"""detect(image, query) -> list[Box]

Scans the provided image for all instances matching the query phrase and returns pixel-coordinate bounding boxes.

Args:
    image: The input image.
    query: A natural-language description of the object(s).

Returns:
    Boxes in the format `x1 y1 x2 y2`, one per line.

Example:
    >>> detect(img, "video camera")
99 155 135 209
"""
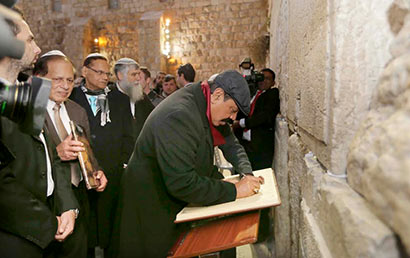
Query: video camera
239 57 264 96
0 77 51 135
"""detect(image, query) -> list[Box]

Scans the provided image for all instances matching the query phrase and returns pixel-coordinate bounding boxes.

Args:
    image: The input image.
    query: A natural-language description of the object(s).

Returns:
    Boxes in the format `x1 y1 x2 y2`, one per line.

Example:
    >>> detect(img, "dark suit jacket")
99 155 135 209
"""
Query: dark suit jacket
0 117 78 249
43 99 92 257
112 82 252 257
132 93 154 141
43 99 93 215
237 87 280 170
44 99 93 185
69 85 134 248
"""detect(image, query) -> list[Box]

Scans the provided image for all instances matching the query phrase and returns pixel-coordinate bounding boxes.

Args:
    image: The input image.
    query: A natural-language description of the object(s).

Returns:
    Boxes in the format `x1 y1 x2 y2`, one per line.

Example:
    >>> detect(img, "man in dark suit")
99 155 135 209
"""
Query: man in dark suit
234 68 280 170
69 53 134 256
111 70 264 257
33 50 108 258
113 58 154 141
0 10 78 258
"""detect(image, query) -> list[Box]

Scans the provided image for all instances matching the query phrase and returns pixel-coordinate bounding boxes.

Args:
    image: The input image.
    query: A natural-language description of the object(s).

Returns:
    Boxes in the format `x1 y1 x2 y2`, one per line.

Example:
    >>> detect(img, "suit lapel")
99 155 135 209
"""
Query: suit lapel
65 100 79 124
44 112 62 146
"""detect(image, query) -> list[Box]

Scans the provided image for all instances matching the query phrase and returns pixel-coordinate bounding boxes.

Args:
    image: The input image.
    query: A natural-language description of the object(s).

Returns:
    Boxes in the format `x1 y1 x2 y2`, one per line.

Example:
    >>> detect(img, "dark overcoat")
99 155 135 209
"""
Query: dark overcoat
112 82 252 257
44 99 92 257
0 117 78 250
69 85 134 248
132 93 154 141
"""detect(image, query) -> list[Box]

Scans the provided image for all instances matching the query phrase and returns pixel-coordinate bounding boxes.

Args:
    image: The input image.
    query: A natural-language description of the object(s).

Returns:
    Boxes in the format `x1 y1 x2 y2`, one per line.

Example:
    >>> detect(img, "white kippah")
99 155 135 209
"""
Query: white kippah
115 58 139 66
85 53 107 60
40 50 66 58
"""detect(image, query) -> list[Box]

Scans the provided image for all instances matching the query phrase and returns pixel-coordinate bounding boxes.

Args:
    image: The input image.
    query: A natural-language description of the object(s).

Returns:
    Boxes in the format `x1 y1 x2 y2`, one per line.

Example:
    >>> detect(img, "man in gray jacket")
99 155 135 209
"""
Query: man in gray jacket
112 70 263 257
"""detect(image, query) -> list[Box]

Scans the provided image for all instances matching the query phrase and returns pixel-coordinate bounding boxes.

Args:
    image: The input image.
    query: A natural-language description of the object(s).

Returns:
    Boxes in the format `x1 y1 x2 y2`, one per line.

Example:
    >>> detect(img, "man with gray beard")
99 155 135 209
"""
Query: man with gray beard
114 58 154 141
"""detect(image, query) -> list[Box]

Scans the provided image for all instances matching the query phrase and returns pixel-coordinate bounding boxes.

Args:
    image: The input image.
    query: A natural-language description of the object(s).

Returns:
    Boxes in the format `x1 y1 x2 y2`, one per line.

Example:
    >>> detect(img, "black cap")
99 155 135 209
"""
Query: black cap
0 0 18 8
214 70 250 115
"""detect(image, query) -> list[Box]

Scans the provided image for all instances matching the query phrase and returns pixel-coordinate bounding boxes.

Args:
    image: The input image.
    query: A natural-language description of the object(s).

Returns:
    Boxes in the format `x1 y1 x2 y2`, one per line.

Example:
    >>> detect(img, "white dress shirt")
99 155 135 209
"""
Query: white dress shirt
38 132 54 196
46 100 72 135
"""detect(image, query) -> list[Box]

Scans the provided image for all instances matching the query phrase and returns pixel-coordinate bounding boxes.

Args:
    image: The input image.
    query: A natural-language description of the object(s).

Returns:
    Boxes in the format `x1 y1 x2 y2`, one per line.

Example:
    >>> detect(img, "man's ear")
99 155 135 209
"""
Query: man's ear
211 88 224 101
117 71 124 81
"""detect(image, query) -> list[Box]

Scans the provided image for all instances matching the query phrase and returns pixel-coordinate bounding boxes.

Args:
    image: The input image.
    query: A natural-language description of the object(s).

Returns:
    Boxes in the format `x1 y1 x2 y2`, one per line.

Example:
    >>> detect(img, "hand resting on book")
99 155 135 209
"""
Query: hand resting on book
56 134 85 161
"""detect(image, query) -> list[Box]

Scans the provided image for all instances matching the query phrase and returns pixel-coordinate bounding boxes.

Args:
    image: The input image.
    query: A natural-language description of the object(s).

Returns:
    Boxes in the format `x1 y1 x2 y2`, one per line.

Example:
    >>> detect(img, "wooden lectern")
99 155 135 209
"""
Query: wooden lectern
168 211 260 258
169 168 281 257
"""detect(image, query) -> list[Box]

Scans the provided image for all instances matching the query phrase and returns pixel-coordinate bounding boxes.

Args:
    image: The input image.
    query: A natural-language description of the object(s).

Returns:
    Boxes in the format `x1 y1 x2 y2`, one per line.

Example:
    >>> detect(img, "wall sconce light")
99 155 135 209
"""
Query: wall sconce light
162 18 171 58
93 38 100 52
94 36 108 49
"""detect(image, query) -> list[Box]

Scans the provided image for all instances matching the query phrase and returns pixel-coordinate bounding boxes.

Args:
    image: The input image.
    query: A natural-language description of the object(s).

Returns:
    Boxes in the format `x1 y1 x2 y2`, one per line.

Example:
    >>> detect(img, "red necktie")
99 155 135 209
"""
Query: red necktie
249 90 262 117
243 90 262 132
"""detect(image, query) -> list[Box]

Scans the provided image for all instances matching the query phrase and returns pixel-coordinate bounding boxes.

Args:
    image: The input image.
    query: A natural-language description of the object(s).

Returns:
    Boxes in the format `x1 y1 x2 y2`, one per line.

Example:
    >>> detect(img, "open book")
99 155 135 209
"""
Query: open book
174 168 281 223
69 121 100 190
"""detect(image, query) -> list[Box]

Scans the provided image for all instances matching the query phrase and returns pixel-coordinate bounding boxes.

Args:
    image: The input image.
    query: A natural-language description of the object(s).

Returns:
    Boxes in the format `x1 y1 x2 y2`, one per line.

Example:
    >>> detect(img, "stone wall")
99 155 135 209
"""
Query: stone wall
17 0 269 81
269 0 409 257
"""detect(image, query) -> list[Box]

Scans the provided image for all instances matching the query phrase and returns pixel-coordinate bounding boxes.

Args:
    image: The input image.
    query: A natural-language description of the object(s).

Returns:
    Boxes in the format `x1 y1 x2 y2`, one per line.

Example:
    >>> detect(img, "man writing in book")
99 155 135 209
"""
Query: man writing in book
33 50 107 258
111 70 264 257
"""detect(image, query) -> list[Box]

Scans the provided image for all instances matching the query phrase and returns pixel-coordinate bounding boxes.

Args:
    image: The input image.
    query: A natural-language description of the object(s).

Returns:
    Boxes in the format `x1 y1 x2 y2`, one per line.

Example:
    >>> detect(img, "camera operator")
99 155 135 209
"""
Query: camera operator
0 7 79 258
233 68 280 170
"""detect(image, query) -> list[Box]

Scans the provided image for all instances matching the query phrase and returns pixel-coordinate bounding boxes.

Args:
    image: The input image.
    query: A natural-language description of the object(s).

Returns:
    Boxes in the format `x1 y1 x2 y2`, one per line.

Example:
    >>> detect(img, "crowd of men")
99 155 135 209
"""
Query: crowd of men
0 4 280 258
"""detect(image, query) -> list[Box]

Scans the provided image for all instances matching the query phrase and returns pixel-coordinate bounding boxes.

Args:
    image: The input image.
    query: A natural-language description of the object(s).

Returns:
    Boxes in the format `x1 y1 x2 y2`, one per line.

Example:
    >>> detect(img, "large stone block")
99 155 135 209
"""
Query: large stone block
328 0 395 174
273 117 290 258
302 151 400 257
300 199 333 258
275 0 396 176
287 0 329 145
288 133 308 258
318 175 399 257
347 12 410 254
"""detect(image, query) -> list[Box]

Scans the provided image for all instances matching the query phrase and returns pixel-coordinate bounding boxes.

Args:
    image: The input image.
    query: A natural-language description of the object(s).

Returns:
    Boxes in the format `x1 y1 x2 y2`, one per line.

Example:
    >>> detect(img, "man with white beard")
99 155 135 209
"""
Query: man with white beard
113 58 154 141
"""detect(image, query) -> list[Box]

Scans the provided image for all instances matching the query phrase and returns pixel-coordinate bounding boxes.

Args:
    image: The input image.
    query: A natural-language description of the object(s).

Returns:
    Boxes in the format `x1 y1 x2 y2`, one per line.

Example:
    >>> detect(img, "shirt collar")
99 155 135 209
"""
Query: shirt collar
47 99 66 113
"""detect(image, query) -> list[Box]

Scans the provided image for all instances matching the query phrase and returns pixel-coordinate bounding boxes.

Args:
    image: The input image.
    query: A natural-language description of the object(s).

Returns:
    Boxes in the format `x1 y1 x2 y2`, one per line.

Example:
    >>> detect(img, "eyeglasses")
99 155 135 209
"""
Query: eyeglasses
86 66 112 77
51 77 74 85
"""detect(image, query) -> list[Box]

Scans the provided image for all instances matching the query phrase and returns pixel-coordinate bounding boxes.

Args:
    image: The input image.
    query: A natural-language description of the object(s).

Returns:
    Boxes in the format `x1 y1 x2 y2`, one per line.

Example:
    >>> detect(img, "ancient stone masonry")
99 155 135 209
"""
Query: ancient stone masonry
347 1 410 254
269 0 409 257
17 0 269 80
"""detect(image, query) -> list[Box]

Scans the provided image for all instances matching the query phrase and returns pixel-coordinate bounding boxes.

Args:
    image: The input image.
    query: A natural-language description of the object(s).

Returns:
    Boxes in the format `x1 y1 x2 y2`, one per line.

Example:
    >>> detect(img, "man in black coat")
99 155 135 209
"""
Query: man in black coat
113 58 154 141
69 53 134 256
33 50 108 258
0 11 78 258
234 68 280 170
112 70 264 257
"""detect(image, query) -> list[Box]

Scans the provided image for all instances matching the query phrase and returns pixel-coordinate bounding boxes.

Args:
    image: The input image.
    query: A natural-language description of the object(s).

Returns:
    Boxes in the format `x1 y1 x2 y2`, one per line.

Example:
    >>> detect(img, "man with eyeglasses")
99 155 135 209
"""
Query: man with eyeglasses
69 53 134 257
33 50 108 258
